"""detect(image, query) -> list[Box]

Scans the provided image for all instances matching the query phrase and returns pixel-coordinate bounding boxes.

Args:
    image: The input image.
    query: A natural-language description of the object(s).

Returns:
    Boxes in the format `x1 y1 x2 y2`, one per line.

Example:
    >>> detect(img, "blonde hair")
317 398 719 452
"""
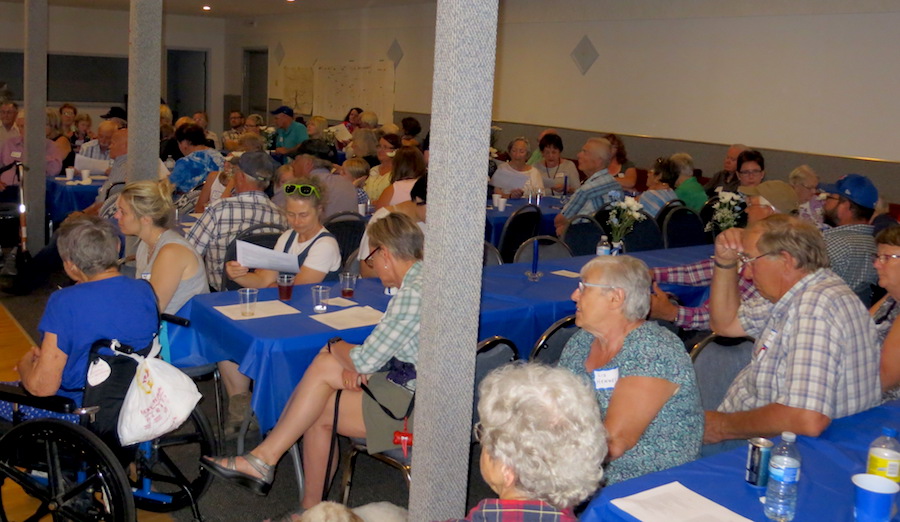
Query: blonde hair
45 107 62 139
118 180 176 229
74 113 92 127
342 158 370 180
307 115 328 138
351 128 379 158
160 104 173 126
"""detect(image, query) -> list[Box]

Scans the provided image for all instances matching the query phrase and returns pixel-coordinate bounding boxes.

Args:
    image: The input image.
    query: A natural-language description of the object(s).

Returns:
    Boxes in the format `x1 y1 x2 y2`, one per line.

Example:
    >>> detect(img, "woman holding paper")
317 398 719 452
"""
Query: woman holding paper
116 180 208 314
224 175 342 288
558 255 703 484
202 213 425 519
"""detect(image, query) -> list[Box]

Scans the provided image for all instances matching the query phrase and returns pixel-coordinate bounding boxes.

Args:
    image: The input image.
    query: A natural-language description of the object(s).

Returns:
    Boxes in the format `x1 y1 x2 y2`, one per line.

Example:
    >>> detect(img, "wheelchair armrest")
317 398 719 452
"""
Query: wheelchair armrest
0 383 78 414
161 313 190 327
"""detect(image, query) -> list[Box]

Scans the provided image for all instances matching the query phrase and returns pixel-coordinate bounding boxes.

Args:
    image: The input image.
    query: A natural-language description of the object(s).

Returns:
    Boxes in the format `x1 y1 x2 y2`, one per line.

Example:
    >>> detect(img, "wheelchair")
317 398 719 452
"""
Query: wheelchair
0 327 218 521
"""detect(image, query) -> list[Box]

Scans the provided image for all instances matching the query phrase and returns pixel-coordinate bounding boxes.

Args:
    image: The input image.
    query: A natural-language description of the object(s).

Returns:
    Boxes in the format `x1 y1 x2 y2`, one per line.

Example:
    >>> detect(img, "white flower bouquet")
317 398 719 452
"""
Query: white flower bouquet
704 191 744 233
607 196 646 244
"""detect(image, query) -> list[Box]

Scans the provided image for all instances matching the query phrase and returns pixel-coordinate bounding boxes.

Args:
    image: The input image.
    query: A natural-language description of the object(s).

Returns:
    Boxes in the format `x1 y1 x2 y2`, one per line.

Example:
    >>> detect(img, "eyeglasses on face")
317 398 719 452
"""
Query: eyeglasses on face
364 246 382 269
283 184 320 198
737 251 775 265
873 253 900 264
577 280 619 293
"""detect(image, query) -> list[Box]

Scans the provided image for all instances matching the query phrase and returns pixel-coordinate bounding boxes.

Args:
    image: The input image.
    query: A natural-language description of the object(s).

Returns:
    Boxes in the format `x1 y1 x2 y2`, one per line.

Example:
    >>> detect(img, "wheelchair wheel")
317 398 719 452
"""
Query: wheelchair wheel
133 406 217 513
0 418 135 521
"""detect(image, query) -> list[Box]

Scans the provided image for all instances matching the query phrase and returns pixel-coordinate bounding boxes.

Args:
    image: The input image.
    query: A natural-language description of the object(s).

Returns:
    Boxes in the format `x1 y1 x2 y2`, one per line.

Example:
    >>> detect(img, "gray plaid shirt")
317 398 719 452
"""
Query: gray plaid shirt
720 269 880 419
823 223 877 297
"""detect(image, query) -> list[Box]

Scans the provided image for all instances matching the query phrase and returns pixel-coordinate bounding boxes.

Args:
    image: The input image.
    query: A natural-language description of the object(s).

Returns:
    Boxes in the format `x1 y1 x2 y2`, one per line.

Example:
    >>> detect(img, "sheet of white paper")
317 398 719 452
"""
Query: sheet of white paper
327 123 352 142
610 482 752 522
325 297 357 307
236 240 299 273
213 300 302 321
309 306 383 330
551 269 580 278
74 154 111 175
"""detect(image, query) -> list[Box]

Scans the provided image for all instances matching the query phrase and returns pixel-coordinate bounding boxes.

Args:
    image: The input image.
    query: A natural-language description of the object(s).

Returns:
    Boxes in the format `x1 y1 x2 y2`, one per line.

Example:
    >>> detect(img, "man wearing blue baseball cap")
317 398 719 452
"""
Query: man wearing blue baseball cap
821 173 879 305
270 105 308 156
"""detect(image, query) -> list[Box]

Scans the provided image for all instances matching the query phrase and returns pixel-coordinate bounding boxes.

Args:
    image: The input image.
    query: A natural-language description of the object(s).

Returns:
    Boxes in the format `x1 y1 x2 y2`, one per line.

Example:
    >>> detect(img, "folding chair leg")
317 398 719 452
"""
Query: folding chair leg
288 443 305 508
213 369 224 444
340 445 361 505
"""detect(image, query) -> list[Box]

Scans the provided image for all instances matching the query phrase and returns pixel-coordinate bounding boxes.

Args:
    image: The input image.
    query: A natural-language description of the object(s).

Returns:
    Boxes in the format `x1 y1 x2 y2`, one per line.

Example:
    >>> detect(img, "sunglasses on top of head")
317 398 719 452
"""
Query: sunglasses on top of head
283 184 320 198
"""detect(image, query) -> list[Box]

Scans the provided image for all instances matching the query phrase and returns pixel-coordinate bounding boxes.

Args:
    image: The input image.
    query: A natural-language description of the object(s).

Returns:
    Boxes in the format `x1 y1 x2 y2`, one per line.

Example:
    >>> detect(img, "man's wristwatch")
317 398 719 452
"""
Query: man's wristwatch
327 336 343 353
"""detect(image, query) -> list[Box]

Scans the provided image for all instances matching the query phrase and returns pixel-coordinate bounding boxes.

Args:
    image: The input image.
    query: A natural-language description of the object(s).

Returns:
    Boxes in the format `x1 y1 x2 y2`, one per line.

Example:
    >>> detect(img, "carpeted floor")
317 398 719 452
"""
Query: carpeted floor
1 269 495 521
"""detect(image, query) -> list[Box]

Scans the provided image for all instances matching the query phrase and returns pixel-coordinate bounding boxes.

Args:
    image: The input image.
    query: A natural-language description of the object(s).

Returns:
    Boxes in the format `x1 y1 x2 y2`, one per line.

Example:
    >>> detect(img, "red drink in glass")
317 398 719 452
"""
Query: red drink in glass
278 283 293 301
341 288 354 298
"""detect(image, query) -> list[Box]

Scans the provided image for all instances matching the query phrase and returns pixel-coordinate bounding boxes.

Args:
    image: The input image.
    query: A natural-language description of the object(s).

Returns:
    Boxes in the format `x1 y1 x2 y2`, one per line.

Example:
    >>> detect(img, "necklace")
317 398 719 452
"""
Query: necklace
145 229 166 262
543 160 561 179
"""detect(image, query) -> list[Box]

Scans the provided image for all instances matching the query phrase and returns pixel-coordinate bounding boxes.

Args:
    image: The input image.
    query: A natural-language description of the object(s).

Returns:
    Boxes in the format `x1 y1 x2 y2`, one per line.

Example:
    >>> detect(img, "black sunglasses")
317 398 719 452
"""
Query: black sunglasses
283 184 320 197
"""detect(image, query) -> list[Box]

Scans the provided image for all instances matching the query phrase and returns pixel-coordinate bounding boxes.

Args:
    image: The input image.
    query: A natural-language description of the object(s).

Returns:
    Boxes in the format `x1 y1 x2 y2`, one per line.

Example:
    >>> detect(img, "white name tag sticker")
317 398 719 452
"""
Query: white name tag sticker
10 151 21 158
593 367 619 390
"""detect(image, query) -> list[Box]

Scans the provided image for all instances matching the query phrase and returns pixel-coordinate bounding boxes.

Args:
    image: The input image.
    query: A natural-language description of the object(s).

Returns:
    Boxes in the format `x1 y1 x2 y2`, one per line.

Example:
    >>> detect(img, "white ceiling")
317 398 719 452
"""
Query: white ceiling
7 0 435 18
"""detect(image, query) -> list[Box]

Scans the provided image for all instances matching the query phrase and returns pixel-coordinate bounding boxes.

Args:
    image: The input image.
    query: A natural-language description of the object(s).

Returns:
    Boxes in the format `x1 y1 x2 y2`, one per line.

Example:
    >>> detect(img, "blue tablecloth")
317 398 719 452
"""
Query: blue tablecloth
582 400 900 522
485 196 561 246
45 177 104 223
168 245 714 432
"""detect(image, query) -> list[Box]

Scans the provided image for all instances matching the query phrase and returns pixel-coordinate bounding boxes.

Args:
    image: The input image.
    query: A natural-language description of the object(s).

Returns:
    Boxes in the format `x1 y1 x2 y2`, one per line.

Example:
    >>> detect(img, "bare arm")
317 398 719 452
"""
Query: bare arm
194 171 218 213
709 227 748 336
615 167 638 191
149 243 198 312
704 404 831 443
604 376 679 460
17 333 68 397
879 304 900 392
373 184 395 210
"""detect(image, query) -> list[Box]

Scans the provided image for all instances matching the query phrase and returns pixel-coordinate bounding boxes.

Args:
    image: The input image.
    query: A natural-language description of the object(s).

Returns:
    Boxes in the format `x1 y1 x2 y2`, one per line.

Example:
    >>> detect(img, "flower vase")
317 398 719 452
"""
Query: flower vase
611 241 624 256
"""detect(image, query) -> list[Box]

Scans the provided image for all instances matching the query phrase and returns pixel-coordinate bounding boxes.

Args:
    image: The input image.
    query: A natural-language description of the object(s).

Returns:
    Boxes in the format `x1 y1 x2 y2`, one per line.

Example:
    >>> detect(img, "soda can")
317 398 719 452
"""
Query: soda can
746 437 774 487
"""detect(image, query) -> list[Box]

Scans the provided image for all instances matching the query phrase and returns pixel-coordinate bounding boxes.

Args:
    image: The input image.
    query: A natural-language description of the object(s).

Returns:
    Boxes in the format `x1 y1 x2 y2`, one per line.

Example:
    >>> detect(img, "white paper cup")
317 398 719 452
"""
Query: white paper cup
81 169 91 181
497 198 508 212
65 167 75 180
358 203 367 215
492 194 501 208
312 285 330 313
239 288 259 316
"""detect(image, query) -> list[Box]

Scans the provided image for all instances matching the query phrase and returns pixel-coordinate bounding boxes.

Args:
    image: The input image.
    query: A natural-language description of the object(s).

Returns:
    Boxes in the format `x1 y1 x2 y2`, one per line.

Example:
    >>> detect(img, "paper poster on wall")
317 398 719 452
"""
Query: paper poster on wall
312 61 394 122
282 66 314 115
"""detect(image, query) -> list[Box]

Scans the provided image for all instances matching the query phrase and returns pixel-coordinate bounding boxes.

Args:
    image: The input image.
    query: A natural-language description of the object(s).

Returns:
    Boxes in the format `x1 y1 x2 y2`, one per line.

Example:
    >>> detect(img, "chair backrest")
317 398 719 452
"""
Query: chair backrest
222 223 287 291
529 314 577 365
562 215 606 256
343 247 360 275
655 199 685 228
513 235 573 264
698 196 718 226
323 211 367 266
593 202 616 232
690 334 754 411
173 185 204 216
483 241 503 267
473 336 519 426
497 204 542 263
621 211 664 252
662 206 711 249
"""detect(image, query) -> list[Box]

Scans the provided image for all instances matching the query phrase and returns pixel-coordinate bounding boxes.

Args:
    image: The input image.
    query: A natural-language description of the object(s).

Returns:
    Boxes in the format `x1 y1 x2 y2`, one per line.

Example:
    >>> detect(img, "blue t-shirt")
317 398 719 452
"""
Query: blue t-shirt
275 121 309 150
169 148 225 192
38 276 159 405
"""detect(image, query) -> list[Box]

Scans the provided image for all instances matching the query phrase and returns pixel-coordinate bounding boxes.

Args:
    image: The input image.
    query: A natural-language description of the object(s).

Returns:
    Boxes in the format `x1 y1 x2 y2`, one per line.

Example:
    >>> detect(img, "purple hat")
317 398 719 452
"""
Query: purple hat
270 105 294 117
820 173 878 209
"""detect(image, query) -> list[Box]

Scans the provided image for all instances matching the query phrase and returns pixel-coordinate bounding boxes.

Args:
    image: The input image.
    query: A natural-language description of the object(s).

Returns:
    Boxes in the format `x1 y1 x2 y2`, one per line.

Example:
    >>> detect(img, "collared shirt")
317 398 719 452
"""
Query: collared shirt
78 139 111 161
350 261 423 388
0 123 20 145
364 166 392 202
653 258 760 331
560 168 621 219
0 136 62 183
186 191 286 290
720 269 880 419
823 223 877 298
275 121 308 151
442 498 576 522
169 148 225 192
640 188 678 218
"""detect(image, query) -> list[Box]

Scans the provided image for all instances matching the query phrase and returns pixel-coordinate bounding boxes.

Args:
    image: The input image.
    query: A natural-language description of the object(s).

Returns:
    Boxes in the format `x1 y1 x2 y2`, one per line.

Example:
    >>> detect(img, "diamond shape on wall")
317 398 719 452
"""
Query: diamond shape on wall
387 39 404 68
273 42 285 66
571 36 598 75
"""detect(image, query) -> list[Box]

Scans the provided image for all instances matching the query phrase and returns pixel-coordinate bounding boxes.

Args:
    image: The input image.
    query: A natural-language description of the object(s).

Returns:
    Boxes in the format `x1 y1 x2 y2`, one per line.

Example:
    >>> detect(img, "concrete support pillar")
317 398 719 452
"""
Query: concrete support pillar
127 0 163 181
23 0 48 251
408 0 499 520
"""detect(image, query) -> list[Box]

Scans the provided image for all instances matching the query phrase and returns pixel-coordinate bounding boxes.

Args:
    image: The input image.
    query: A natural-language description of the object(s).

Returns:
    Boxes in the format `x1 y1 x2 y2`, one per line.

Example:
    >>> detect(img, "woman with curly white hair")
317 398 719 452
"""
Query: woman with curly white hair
443 363 608 521
559 255 703 484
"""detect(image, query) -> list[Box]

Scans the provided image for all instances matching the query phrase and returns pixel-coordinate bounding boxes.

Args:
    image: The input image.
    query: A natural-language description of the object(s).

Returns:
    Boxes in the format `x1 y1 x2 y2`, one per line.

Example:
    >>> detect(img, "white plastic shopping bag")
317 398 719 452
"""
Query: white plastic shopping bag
117 337 202 446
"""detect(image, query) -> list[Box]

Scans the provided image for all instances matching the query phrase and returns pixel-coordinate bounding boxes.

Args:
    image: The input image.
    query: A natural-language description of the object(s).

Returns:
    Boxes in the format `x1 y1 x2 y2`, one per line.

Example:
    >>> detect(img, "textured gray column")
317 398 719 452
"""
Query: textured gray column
127 0 162 181
23 0 48 251
409 0 499 520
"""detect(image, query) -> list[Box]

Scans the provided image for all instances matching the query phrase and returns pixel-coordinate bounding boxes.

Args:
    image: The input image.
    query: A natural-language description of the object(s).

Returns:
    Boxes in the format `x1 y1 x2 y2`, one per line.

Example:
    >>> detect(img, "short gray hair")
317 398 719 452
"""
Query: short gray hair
57 215 120 276
752 214 829 272
478 363 607 510
670 152 694 178
366 213 424 262
585 137 613 166
788 164 817 186
580 255 651 320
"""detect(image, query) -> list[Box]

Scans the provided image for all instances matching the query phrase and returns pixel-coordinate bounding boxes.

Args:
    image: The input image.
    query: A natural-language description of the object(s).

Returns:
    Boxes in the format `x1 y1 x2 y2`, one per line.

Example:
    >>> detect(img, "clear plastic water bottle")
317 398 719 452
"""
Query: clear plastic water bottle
596 235 611 256
764 431 801 521
868 426 900 482
165 155 176 171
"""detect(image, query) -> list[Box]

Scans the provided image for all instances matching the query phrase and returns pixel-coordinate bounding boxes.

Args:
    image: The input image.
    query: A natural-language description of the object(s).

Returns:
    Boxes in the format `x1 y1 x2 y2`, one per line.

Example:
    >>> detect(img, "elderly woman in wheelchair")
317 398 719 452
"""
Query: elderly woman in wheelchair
0 215 215 520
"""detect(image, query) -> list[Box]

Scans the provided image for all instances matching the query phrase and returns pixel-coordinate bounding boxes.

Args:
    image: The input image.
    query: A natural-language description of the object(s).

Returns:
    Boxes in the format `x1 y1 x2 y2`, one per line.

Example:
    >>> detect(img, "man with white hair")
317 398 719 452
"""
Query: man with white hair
704 143 748 196
554 137 620 236
78 120 120 161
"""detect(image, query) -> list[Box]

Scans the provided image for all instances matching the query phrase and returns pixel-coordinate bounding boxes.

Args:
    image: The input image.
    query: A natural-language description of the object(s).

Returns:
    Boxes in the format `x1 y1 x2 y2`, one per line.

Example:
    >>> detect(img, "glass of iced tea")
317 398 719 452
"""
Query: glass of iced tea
339 272 357 298
277 273 295 301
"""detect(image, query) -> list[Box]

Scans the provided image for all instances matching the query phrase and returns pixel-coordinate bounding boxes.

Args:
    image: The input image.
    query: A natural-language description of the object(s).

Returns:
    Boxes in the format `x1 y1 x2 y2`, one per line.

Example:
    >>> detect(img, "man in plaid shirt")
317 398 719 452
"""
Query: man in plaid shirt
553 138 621 236
703 215 880 448
187 152 286 291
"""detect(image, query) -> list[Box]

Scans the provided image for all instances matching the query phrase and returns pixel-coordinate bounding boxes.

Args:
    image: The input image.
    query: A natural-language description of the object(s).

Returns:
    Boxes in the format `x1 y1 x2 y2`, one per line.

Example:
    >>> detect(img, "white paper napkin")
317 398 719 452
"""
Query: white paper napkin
551 269 580 278
214 300 302 320
610 482 752 521
325 297 357 307
309 306 383 329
